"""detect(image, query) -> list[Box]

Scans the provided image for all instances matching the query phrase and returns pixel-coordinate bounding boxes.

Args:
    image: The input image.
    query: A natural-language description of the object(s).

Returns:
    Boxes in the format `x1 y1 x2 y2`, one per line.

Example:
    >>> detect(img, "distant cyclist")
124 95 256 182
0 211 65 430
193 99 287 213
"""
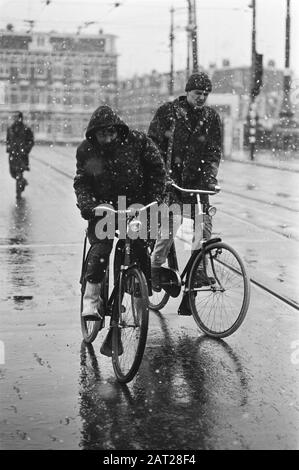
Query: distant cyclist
148 72 222 293
6 111 34 197
74 105 166 320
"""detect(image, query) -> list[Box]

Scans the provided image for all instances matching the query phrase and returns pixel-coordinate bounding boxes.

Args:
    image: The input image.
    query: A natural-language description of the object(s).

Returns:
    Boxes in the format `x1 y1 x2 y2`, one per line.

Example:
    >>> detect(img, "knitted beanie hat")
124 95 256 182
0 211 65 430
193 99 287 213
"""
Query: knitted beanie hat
185 72 212 93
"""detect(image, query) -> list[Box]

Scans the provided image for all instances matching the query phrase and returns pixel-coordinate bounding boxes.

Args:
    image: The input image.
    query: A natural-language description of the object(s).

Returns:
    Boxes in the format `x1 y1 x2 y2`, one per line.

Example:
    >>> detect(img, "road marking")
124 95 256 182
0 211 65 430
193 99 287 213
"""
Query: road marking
0 341 5 365
0 243 82 249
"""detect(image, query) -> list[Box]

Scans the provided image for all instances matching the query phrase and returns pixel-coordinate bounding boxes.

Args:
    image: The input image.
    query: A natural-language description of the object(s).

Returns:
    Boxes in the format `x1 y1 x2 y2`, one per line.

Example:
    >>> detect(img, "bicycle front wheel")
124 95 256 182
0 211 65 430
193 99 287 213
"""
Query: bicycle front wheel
189 242 250 338
112 267 149 383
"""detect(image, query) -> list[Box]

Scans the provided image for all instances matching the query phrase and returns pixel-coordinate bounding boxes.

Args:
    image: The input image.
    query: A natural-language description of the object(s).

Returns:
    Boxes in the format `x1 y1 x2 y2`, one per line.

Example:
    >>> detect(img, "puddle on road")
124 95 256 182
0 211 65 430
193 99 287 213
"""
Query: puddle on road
246 183 256 190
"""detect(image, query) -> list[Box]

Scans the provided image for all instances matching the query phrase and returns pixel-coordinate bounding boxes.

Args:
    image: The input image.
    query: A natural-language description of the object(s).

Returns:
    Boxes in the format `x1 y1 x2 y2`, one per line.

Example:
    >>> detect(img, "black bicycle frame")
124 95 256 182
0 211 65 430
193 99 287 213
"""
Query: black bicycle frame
168 239 202 285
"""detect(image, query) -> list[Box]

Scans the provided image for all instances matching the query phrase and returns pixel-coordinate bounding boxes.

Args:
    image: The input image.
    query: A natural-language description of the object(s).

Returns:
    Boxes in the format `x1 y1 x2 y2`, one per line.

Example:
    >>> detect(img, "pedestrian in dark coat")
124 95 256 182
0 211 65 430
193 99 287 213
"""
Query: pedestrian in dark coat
6 111 34 196
148 72 222 299
74 105 166 320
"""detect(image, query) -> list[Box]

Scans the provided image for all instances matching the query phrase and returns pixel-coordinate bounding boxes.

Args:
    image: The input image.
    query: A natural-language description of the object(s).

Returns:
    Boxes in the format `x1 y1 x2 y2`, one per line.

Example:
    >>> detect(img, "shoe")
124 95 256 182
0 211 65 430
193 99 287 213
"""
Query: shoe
82 281 103 321
193 270 216 287
151 266 161 292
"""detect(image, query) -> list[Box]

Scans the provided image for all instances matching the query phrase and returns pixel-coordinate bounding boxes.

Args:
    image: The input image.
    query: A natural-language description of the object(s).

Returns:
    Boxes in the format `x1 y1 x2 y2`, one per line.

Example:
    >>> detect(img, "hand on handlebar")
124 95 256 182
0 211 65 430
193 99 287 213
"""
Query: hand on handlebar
165 177 175 189
204 183 221 193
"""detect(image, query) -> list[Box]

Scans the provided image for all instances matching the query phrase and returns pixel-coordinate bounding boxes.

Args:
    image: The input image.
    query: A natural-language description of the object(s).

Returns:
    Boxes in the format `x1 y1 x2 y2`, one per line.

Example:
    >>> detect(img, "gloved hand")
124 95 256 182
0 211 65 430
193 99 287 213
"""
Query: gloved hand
165 177 175 189
204 182 220 193
81 207 96 220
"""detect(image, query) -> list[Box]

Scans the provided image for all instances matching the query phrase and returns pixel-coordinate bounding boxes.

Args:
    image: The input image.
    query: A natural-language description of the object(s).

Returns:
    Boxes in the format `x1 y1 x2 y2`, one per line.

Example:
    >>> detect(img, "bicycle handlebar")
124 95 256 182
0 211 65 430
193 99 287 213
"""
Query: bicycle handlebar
94 201 157 217
170 181 221 195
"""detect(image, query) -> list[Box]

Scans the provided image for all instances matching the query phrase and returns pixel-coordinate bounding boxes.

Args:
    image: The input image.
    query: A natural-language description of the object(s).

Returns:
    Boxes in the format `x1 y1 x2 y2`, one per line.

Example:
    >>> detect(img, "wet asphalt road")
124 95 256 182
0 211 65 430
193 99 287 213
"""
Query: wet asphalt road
0 144 299 450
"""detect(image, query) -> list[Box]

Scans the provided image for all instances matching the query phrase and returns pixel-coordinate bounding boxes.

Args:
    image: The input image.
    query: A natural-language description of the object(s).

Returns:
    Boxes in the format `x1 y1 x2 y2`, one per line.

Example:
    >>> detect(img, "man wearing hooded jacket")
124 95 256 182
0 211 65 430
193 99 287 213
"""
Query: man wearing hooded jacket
148 72 222 299
74 105 166 320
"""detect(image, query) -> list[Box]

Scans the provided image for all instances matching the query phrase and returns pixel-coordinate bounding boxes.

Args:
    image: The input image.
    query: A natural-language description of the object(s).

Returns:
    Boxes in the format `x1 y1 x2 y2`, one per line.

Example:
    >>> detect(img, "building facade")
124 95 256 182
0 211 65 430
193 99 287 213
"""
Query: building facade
0 29 118 143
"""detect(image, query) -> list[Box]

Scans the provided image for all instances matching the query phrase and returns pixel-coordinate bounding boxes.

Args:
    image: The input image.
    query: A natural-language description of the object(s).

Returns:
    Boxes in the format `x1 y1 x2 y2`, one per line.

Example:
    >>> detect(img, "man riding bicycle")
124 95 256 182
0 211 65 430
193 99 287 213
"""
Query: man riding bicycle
148 72 222 295
6 111 34 197
74 105 166 320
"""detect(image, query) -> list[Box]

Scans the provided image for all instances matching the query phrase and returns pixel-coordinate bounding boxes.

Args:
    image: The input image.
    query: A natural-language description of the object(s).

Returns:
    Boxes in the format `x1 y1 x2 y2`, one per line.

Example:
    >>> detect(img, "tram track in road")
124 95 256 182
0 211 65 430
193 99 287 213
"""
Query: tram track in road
220 187 298 214
32 154 299 312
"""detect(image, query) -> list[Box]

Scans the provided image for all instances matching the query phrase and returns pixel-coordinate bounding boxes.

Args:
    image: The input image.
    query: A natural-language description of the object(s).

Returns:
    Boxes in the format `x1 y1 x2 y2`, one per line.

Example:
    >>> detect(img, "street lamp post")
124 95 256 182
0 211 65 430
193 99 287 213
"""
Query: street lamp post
273 0 299 151
186 0 192 78
279 0 293 120
249 0 257 161
190 0 198 73
169 6 175 100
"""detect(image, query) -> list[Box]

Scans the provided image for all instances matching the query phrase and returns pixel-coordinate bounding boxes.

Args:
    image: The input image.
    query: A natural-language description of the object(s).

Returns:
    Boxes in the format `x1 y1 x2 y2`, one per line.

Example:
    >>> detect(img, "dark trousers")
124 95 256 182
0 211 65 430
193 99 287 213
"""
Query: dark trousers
84 217 150 284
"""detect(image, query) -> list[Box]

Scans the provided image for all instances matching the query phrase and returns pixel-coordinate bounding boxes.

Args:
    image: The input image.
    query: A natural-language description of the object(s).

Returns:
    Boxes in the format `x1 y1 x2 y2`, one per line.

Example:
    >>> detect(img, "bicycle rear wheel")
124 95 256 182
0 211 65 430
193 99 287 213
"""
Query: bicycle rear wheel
112 267 149 383
189 242 250 338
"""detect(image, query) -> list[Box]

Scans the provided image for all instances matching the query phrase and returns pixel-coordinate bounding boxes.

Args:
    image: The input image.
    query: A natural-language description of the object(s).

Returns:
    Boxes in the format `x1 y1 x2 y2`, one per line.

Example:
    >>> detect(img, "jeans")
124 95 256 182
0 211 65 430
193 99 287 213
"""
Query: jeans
151 213 212 268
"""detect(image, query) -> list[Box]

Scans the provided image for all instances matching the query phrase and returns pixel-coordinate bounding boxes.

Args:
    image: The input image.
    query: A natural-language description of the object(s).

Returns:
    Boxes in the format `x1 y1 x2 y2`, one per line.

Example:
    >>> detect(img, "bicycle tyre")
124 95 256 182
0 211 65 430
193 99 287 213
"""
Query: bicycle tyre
112 267 149 383
80 269 108 344
16 178 22 199
189 241 250 338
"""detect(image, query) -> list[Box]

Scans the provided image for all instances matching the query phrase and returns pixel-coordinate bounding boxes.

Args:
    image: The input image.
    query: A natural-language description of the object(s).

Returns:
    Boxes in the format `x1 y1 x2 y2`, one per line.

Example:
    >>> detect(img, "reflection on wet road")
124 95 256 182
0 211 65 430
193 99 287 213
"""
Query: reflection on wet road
79 326 249 450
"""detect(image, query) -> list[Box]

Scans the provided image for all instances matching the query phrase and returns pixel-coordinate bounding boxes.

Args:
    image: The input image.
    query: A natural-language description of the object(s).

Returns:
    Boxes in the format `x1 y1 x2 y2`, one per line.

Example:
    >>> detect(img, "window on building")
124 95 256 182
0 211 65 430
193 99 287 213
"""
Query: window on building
72 91 81 105
63 119 72 135
63 94 72 106
37 36 45 47
83 93 93 107
64 66 72 81
30 92 40 104
36 60 46 77
20 64 29 77
11 93 18 104
52 65 63 78
21 93 29 104
83 67 91 80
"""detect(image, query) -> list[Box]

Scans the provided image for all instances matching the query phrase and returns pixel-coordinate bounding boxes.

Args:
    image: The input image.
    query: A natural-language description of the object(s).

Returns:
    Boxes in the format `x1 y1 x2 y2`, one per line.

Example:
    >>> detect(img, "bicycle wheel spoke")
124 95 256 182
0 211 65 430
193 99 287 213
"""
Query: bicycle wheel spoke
112 267 149 383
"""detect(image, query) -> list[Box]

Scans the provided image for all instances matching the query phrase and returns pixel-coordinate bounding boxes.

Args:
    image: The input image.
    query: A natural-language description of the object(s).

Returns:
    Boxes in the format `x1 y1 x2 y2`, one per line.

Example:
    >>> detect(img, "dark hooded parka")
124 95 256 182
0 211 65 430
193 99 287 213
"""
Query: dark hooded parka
73 105 166 284
74 105 166 220
6 117 34 177
148 95 222 205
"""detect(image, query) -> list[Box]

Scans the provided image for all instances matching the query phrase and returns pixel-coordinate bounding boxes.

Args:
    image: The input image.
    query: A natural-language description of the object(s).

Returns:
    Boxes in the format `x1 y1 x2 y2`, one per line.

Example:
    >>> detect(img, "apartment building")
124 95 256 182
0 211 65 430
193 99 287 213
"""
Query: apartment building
0 29 118 142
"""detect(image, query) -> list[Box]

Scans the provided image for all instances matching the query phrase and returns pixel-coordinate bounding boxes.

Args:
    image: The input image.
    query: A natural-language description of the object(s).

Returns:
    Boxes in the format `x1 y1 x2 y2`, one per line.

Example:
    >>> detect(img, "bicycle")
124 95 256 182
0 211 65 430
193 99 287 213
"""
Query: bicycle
80 201 156 383
149 183 250 338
